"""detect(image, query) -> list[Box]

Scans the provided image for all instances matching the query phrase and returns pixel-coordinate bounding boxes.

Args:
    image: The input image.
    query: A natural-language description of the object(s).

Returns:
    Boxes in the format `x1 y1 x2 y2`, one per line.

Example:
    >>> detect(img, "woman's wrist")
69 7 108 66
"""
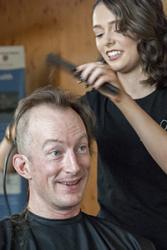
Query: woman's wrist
4 132 11 142
4 121 15 143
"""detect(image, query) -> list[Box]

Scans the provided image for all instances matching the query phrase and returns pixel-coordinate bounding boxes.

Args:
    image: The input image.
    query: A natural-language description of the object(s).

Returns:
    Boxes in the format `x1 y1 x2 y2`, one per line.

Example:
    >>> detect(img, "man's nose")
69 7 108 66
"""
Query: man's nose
64 151 80 174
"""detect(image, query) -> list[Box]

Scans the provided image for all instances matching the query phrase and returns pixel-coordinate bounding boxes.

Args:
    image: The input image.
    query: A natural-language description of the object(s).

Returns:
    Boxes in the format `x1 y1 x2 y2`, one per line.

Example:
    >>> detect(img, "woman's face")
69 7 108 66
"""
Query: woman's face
92 3 140 73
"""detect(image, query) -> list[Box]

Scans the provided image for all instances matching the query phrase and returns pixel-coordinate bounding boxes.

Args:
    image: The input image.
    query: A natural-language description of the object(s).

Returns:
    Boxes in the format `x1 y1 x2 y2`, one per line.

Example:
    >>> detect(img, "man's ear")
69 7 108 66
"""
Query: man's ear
13 154 32 180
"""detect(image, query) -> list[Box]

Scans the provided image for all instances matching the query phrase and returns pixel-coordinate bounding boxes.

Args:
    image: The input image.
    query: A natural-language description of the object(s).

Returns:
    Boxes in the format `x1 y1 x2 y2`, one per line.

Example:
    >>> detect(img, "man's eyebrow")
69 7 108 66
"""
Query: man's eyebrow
93 20 118 30
79 134 89 141
42 134 88 149
42 139 63 149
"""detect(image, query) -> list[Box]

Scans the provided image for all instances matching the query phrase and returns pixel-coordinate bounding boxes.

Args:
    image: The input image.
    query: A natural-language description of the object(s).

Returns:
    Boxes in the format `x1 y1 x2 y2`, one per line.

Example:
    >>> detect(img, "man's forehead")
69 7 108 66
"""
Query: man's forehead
28 104 65 121
28 105 85 130
27 105 87 147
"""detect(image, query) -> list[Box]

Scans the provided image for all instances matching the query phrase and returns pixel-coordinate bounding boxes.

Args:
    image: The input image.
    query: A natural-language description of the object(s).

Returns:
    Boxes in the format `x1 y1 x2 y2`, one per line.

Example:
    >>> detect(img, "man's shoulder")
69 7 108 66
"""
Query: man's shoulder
0 213 29 250
0 213 25 238
0 216 12 229
0 217 13 250
81 212 156 250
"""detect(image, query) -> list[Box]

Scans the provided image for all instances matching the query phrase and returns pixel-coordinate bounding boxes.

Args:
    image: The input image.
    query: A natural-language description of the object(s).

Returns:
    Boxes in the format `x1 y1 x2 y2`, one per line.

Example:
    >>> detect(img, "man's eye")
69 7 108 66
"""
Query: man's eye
77 144 89 154
52 150 61 156
49 150 62 159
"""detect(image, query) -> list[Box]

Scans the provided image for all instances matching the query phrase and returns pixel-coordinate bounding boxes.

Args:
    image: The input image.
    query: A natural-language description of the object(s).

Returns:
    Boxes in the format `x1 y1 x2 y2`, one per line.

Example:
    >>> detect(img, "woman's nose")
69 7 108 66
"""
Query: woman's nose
104 31 115 48
104 38 115 48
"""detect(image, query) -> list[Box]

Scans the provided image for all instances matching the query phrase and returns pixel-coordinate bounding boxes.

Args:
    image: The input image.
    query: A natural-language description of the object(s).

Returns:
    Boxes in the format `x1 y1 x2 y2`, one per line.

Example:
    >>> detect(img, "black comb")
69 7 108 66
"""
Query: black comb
46 53 119 95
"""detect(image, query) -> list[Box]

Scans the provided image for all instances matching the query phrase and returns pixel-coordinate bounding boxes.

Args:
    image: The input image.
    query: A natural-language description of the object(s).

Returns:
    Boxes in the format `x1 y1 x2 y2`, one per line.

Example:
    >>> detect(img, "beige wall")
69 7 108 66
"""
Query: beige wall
0 0 99 94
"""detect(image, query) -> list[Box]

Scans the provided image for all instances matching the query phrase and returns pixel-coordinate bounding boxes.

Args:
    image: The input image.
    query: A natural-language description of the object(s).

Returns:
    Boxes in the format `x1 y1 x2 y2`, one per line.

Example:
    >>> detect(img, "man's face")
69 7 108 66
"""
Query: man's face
24 105 90 215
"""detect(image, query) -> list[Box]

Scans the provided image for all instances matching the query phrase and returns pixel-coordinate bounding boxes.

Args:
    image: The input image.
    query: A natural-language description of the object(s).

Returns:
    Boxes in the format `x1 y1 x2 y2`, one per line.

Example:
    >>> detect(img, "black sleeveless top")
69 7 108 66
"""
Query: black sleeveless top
83 87 167 250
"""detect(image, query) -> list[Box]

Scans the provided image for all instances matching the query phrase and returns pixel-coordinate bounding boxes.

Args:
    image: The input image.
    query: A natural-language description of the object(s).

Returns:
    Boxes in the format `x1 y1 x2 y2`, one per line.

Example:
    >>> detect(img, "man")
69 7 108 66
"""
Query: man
0 86 155 249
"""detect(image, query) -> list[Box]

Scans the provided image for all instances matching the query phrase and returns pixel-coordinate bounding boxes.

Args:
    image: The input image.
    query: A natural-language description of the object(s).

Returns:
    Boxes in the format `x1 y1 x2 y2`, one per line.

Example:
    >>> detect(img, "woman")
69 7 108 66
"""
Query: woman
77 0 167 249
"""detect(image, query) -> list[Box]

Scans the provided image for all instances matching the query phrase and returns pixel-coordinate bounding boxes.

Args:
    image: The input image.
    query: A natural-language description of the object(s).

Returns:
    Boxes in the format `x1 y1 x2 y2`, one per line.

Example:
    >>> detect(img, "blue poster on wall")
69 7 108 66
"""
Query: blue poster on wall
0 46 27 219
0 45 25 139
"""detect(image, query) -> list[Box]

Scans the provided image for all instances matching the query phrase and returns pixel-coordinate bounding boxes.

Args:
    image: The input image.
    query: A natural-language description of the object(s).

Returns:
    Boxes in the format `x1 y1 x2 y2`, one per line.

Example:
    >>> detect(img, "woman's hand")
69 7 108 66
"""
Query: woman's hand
76 61 126 102
0 122 16 172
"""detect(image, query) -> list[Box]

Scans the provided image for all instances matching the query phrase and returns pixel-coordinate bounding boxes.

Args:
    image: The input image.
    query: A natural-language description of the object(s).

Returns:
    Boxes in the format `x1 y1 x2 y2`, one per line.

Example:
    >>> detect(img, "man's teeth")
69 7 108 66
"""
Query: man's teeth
61 180 79 185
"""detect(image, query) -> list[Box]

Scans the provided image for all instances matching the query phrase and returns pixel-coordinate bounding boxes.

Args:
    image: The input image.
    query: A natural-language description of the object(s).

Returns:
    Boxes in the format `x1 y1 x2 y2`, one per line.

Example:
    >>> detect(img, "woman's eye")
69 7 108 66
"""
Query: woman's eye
95 33 103 38
114 22 121 33
114 28 121 33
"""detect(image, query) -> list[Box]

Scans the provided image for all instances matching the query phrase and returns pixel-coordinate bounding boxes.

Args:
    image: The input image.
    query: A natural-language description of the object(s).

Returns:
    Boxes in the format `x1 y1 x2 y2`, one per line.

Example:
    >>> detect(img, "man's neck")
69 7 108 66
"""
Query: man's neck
27 202 81 220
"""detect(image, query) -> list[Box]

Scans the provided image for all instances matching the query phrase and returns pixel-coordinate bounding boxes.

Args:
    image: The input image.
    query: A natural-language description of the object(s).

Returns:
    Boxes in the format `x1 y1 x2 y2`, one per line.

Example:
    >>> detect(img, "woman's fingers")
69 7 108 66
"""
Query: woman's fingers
76 62 126 99
77 62 118 88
